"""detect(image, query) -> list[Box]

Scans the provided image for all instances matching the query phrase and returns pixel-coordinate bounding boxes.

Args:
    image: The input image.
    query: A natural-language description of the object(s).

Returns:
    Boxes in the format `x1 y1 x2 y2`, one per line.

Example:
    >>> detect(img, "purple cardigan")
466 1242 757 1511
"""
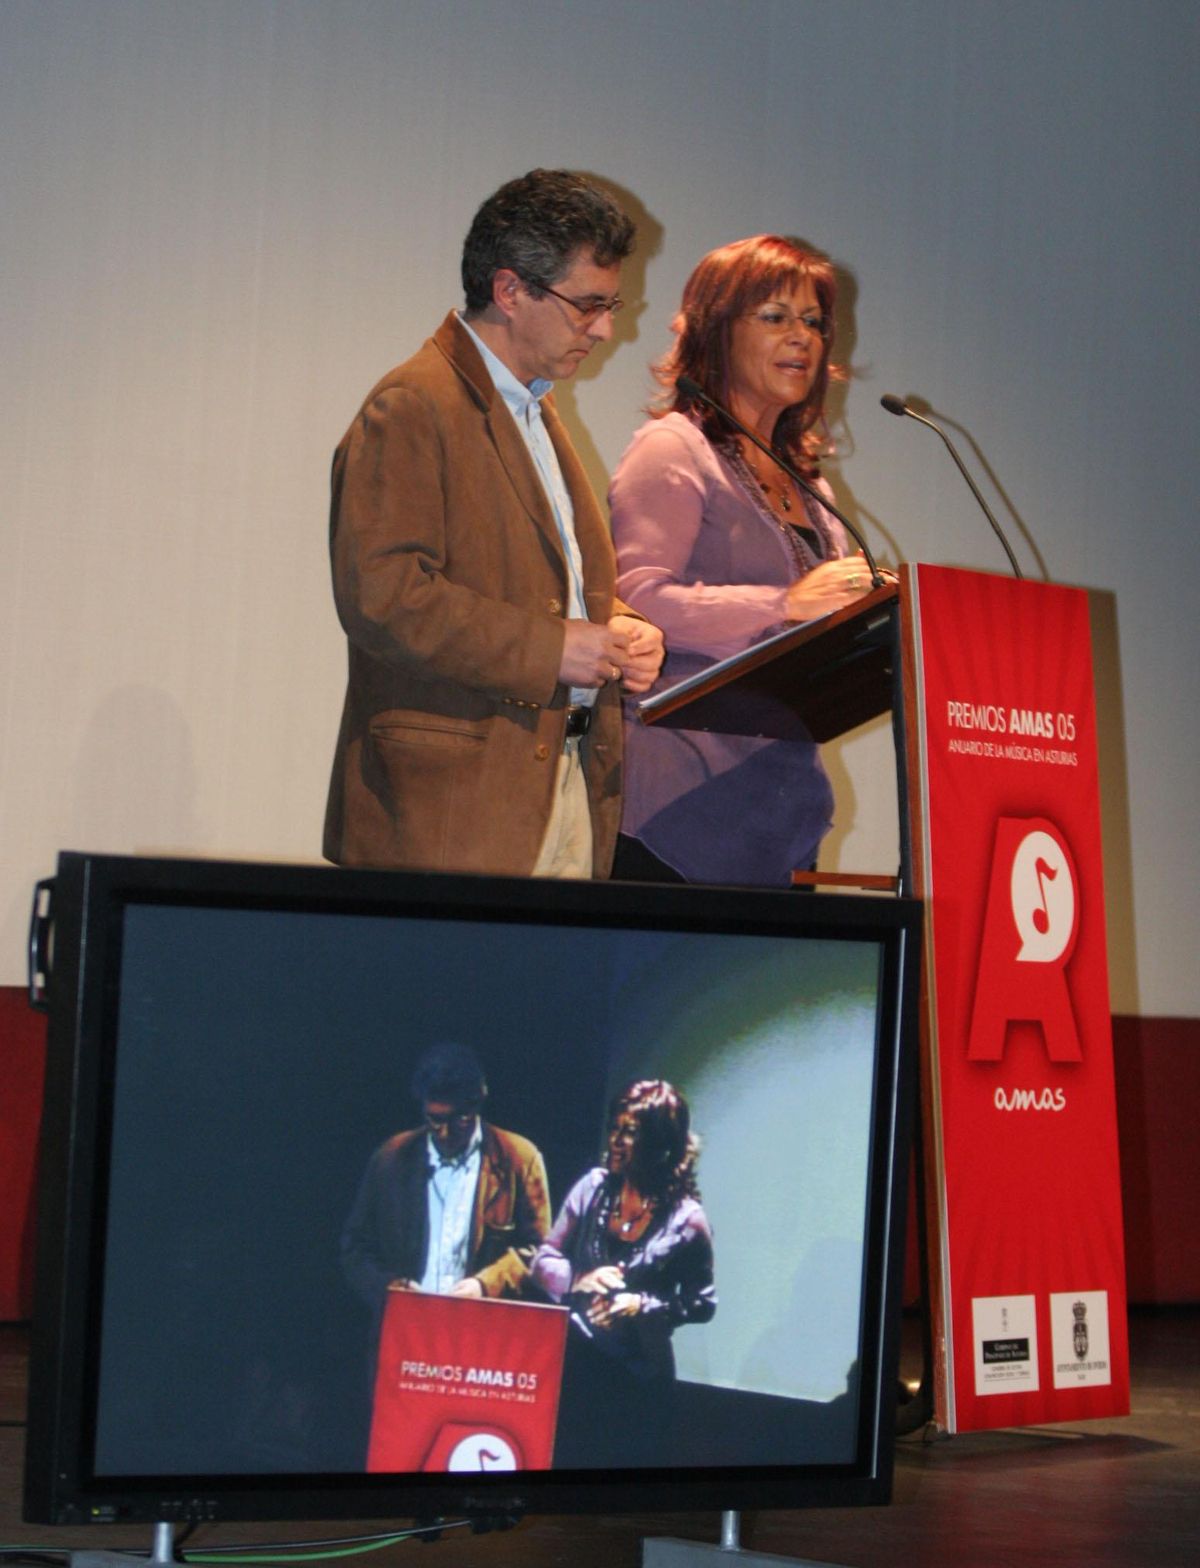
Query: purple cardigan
530 1167 716 1381
609 413 848 885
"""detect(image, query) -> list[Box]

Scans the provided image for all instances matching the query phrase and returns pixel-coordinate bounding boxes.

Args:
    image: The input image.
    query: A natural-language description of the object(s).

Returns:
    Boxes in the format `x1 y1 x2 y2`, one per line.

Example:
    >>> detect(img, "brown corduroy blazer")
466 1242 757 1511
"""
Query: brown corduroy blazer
324 312 624 875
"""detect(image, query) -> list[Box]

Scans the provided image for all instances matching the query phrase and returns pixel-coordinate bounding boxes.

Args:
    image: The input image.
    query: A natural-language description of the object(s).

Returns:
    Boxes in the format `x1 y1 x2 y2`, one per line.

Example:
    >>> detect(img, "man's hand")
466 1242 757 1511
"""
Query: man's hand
608 614 664 695
557 616 665 691
558 619 631 688
386 1278 420 1292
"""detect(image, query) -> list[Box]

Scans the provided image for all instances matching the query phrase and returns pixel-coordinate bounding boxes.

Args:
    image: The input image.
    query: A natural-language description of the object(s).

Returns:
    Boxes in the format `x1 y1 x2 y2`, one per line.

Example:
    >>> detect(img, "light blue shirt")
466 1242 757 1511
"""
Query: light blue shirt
459 315 595 708
419 1121 483 1294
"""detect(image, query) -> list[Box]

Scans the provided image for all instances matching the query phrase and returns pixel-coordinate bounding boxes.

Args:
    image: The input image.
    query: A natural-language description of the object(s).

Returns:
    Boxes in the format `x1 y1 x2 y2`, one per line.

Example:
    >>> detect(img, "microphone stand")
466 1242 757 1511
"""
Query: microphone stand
880 394 1022 578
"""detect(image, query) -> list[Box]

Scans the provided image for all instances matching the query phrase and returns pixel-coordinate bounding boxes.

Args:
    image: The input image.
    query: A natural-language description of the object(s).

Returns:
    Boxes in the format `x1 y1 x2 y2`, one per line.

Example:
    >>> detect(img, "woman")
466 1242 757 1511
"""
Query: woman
609 234 881 885
531 1080 715 1466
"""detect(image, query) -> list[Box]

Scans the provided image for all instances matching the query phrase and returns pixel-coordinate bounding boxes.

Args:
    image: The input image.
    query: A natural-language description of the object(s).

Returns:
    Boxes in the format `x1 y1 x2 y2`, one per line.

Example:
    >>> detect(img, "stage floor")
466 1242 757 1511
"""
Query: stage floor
2 1308 1197 1568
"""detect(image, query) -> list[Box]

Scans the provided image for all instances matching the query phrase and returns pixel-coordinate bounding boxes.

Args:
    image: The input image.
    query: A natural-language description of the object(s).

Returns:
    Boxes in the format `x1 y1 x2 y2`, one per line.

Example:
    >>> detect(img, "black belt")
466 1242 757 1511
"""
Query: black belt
564 705 593 738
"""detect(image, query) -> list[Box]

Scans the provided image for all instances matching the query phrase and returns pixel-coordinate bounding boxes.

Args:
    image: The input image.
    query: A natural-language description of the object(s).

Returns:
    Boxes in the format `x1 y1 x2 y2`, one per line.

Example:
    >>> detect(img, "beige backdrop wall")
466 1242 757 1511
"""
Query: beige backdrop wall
3 0 1197 1016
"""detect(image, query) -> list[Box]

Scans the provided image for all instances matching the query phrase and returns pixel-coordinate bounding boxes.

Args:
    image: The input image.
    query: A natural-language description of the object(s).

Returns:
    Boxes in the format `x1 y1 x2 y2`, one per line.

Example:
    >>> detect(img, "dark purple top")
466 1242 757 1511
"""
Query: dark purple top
609 413 849 884
531 1167 716 1381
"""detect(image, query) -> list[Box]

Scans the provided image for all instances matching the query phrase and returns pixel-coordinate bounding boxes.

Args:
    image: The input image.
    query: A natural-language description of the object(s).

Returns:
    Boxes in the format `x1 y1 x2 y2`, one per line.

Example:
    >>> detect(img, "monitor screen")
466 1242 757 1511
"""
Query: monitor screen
25 853 920 1525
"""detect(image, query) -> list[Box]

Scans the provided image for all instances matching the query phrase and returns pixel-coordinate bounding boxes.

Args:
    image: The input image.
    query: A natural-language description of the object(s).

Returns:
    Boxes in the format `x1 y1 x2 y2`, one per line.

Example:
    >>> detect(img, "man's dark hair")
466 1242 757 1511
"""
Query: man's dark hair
461 168 635 315
411 1042 488 1108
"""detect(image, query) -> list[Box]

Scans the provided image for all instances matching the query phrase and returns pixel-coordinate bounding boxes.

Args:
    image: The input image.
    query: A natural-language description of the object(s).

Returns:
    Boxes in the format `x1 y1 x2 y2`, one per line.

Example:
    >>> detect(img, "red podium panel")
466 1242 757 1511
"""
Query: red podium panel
903 564 1129 1432
367 1292 568 1473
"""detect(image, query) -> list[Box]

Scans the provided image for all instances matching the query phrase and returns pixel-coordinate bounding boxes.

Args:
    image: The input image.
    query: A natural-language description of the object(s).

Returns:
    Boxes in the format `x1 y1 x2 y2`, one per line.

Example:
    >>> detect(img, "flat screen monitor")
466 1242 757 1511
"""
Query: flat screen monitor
24 852 920 1526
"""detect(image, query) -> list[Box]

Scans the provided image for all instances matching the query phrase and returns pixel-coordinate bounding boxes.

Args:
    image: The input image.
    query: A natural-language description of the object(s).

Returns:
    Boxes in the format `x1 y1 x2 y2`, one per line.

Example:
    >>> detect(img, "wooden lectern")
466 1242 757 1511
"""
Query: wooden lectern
635 578 908 892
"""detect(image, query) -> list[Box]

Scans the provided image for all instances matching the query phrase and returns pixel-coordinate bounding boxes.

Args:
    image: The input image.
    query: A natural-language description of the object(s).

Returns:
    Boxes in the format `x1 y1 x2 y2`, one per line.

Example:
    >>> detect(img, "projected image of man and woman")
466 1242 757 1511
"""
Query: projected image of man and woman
96 906 877 1479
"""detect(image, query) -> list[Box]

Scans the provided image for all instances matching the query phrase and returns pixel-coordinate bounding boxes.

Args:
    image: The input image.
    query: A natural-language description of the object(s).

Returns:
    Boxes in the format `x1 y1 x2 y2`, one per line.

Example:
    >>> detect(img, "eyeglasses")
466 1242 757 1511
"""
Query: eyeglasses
425 1109 478 1133
745 305 830 340
534 281 625 325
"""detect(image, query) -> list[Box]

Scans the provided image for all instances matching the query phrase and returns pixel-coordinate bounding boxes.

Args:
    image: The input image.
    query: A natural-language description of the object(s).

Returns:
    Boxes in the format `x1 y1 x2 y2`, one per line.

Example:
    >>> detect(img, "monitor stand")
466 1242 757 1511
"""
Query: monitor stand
71 1521 177 1568
72 1515 850 1568
644 1511 849 1568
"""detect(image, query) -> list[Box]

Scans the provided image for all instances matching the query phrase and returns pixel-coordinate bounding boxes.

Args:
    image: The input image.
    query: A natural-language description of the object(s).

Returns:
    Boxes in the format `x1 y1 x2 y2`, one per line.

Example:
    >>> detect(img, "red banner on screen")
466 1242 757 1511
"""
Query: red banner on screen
907 564 1129 1432
367 1292 568 1472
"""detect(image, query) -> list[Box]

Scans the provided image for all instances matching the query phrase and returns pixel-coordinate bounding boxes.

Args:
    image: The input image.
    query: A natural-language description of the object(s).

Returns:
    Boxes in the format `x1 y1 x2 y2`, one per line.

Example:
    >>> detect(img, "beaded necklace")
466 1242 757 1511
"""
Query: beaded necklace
725 441 834 574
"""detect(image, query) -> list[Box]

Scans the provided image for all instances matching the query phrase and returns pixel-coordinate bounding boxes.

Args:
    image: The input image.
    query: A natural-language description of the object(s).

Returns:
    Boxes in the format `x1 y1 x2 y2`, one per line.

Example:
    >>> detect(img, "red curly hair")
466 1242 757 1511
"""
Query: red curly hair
654 234 843 476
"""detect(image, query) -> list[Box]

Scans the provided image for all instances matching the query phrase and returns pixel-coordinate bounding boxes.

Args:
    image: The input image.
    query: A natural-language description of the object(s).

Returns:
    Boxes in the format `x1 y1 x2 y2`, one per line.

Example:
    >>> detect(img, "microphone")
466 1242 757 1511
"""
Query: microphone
677 375 886 588
880 394 1022 578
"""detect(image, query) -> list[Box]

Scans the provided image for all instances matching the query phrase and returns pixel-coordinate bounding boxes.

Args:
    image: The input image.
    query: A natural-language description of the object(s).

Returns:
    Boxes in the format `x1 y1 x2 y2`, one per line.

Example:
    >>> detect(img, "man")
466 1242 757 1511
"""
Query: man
324 169 665 877
340 1042 550 1313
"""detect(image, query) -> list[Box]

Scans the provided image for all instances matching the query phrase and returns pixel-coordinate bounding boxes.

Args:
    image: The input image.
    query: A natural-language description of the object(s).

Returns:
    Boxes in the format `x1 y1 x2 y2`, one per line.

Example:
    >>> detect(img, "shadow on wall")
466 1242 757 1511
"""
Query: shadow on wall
70 685 202 857
821 255 905 571
1088 588 1137 1015
551 177 664 515
817 714 892 880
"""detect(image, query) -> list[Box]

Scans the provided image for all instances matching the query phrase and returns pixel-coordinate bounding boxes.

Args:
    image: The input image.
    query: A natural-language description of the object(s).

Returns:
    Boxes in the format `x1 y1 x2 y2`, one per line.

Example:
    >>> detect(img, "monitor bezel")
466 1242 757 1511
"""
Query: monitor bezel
25 851 921 1526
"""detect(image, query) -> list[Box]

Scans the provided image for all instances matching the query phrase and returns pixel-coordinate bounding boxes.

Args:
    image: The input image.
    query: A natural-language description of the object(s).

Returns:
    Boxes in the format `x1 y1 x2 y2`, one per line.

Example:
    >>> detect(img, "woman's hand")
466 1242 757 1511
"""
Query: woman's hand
572 1264 626 1296
784 553 888 622
587 1291 644 1329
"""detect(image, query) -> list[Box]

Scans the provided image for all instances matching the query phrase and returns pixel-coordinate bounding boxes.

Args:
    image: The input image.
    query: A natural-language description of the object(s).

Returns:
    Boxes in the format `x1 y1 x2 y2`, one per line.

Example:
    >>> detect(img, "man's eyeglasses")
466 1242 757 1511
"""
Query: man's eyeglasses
745 305 830 341
425 1110 478 1133
534 281 625 325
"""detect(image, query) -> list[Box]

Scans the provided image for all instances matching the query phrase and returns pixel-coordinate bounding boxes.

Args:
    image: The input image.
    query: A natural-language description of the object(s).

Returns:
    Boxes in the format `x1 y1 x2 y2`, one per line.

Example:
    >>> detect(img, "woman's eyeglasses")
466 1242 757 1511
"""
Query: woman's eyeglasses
745 305 830 340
